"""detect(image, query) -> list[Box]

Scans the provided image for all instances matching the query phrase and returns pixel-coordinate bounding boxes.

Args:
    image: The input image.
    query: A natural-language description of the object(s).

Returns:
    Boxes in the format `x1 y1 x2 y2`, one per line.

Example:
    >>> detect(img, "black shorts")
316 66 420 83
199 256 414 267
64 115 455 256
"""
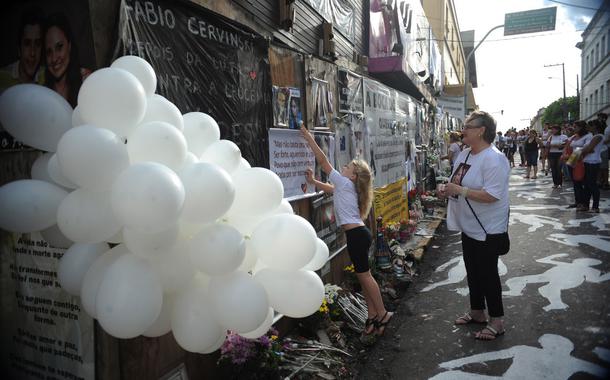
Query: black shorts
345 226 372 273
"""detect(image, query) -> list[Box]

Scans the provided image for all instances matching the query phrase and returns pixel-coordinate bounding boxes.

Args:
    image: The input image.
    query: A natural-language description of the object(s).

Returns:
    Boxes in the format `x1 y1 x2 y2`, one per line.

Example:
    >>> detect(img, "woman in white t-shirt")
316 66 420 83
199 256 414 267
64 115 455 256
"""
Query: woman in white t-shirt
438 111 510 341
300 124 394 335
546 125 568 189
569 121 592 211
579 120 605 213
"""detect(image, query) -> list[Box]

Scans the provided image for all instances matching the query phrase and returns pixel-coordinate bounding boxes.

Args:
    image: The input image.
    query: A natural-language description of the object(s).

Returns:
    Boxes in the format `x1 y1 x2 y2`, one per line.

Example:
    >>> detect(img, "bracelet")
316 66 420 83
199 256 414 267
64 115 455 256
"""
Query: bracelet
461 187 469 198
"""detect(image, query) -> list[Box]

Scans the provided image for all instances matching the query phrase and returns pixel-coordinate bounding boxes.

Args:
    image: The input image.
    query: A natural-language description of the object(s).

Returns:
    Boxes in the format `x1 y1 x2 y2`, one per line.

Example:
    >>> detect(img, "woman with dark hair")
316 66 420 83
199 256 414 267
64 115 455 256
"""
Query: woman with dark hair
568 121 591 210
438 110 510 341
579 120 605 213
547 125 568 189
43 13 91 107
523 130 543 179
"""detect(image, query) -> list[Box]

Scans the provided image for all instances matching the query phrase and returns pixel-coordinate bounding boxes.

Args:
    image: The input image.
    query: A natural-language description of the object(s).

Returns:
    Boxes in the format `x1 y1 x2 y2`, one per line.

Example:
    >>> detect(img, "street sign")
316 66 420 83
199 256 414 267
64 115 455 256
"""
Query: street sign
504 7 557 36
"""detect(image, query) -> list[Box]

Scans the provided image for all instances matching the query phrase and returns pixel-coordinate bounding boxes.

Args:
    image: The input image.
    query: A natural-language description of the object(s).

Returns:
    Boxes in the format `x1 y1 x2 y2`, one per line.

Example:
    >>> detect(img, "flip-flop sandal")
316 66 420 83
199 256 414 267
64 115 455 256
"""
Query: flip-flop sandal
363 315 377 335
475 325 505 340
374 311 394 336
454 313 487 325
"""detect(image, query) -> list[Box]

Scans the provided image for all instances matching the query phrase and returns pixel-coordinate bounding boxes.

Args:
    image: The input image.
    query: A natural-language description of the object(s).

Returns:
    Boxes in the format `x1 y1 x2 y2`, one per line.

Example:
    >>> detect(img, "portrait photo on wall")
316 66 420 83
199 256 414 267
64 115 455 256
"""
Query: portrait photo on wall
0 0 96 151
287 87 302 130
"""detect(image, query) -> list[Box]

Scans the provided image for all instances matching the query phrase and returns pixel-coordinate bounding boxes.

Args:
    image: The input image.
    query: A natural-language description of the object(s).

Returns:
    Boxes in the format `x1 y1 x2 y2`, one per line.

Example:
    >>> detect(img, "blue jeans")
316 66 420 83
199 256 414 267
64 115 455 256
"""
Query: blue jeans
569 166 584 205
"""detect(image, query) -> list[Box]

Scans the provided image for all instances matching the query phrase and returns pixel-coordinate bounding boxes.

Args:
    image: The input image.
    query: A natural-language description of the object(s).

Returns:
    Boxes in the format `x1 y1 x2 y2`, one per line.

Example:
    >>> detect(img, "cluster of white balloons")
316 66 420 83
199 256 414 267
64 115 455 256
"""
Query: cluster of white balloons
0 56 330 353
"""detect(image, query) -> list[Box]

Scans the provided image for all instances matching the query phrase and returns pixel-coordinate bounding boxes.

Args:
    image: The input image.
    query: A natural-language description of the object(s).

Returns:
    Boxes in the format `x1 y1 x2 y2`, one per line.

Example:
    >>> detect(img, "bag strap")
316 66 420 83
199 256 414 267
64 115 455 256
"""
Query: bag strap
461 150 510 235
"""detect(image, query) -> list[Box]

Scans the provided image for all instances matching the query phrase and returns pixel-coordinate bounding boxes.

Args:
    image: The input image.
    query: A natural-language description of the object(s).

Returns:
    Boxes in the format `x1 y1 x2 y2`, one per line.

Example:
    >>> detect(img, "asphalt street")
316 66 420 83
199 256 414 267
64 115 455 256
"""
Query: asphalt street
357 164 610 380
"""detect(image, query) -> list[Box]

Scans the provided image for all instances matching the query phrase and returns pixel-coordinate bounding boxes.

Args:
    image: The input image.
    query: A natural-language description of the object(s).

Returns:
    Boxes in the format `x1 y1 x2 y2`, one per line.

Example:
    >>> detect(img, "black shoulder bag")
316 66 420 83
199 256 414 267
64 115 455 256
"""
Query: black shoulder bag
460 151 510 255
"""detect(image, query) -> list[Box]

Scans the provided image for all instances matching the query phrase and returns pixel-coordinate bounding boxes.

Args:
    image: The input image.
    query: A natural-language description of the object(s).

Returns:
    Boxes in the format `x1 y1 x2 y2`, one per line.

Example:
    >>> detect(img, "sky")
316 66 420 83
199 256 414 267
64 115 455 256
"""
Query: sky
453 0 603 132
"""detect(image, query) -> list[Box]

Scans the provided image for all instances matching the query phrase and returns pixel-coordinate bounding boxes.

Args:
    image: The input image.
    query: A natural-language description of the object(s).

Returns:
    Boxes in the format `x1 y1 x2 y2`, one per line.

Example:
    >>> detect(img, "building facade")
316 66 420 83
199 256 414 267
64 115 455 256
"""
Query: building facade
578 0 610 120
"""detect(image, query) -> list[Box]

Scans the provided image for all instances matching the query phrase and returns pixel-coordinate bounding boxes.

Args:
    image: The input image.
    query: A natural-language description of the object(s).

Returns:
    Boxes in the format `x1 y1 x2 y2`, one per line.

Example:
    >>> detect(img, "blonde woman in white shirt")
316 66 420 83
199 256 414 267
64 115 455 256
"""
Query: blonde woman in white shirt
300 124 394 336
438 111 510 341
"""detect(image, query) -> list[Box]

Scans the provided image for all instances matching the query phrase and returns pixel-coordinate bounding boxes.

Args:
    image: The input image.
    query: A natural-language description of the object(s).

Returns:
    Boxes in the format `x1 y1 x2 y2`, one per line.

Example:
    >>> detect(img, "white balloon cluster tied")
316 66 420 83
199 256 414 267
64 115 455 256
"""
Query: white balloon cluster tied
0 56 329 351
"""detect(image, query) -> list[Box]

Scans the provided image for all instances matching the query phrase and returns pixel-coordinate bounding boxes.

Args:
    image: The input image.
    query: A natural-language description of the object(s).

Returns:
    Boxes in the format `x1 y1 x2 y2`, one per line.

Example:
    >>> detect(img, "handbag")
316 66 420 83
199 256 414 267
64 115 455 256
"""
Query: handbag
465 199 510 255
560 142 573 163
460 151 510 255
572 159 585 181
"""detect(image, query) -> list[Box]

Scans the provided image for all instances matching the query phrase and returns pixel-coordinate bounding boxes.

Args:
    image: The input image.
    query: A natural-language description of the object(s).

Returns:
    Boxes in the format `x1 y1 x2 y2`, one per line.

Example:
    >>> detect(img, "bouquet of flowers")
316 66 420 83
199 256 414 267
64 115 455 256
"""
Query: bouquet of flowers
218 328 283 379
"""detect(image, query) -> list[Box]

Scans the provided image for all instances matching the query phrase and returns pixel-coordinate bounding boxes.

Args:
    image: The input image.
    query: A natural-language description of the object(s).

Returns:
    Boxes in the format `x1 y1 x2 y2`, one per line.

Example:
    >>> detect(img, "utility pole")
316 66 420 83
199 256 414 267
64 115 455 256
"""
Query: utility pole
463 24 504 121
544 63 567 123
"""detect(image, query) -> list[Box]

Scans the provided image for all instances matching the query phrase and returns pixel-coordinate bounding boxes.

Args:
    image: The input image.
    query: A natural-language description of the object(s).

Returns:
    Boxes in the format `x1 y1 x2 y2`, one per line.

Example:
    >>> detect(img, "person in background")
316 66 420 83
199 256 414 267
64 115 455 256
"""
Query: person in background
523 130 543 179
517 129 527 167
505 130 517 168
597 112 609 190
579 120 605 213
438 110 510 341
547 125 568 189
0 7 45 88
540 123 550 175
442 131 462 172
568 121 591 211
43 12 91 107
300 124 394 336
495 131 505 153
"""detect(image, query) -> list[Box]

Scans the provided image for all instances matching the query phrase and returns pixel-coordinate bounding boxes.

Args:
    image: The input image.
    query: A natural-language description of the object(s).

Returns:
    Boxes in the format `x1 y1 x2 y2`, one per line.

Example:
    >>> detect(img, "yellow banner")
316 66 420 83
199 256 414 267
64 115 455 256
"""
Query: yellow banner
373 178 408 224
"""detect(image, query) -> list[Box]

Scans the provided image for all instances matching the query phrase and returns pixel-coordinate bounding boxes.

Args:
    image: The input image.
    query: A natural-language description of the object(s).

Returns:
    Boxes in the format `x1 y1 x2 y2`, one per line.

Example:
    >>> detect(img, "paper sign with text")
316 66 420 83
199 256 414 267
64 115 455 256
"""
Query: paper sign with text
268 128 316 200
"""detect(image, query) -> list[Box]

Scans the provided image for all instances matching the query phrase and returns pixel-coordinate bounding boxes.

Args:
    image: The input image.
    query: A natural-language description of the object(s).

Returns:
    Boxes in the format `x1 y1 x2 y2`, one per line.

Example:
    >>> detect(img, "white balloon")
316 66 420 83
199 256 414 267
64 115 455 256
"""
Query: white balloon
199 332 226 354
80 244 128 317
147 239 197 294
57 189 121 243
302 239 330 271
223 213 266 237
96 253 163 339
240 307 274 339
111 55 157 96
107 230 123 244
179 152 199 174
78 67 146 137
189 224 245 275
254 269 324 318
227 168 283 217
47 154 77 189
238 157 251 170
0 180 68 233
123 224 179 259
31 153 56 185
40 224 73 249
251 259 269 275
56 125 130 190
272 199 294 215
171 275 224 353
72 106 85 127
209 271 269 333
111 162 185 233
143 294 174 338
0 84 72 152
127 121 187 171
237 239 258 273
140 94 184 131
58 242 109 295
250 214 317 271
182 112 220 156
200 140 241 173
180 163 235 224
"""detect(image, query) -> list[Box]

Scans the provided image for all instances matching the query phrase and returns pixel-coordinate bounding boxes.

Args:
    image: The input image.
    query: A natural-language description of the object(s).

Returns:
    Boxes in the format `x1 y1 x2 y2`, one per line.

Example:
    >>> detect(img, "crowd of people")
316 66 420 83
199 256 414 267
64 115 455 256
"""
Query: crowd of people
443 112 609 214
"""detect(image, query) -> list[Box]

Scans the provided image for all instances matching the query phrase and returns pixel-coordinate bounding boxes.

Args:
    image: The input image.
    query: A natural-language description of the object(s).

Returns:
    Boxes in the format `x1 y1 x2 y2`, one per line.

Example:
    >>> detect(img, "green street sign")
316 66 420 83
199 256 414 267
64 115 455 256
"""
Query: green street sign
504 7 557 36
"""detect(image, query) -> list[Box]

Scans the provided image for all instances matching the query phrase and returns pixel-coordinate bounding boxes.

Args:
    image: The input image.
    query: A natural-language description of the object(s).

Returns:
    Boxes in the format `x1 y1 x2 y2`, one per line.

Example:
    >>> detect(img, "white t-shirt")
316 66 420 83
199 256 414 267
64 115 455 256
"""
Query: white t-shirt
447 146 510 241
329 169 363 226
448 142 461 164
548 134 568 153
583 134 605 164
